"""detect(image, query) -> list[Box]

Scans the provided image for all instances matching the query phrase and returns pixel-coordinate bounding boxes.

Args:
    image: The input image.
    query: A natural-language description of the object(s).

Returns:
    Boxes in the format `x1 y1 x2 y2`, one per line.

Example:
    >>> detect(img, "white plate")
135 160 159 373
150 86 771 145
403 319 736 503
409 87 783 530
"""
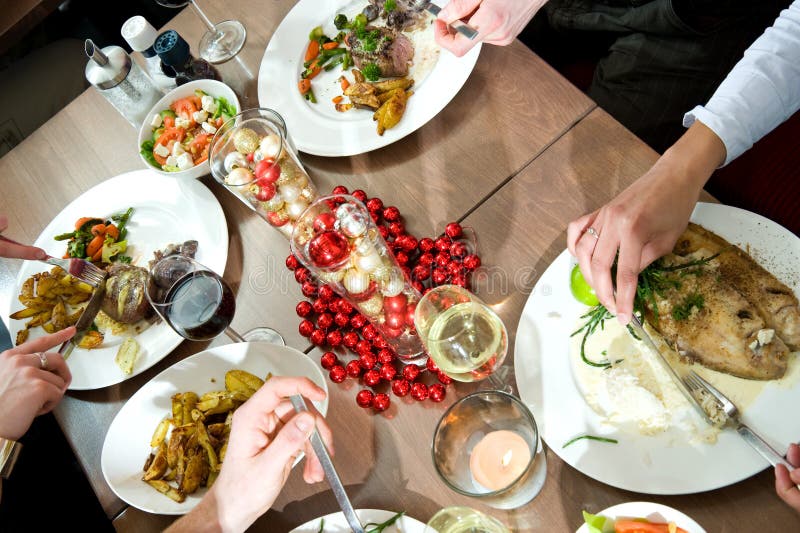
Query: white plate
101 342 329 515
257 0 481 156
290 509 425 532
4 169 228 390
514 202 800 494
576 502 705 533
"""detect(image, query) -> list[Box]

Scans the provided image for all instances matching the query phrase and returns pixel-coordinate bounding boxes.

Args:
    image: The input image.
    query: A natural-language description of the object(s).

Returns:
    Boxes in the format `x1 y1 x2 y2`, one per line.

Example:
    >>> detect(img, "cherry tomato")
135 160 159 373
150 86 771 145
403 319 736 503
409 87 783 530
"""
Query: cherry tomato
570 264 599 306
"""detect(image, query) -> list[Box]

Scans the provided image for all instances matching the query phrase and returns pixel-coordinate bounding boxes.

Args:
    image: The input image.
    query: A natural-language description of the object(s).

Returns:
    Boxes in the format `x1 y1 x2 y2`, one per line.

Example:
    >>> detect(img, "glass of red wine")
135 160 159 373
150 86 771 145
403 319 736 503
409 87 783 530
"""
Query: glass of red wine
155 0 246 64
146 255 284 344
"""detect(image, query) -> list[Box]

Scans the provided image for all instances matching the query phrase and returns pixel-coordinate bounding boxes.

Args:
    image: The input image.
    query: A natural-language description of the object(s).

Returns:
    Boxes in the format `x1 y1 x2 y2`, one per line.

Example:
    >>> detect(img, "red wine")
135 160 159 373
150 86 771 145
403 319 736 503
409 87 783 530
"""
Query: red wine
164 271 235 340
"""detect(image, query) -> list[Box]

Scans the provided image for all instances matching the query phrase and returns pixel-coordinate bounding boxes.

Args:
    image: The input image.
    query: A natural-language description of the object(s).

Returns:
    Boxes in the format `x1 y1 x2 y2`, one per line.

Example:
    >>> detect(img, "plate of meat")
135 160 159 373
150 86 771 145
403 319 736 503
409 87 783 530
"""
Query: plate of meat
258 0 481 156
514 202 800 494
3 169 228 390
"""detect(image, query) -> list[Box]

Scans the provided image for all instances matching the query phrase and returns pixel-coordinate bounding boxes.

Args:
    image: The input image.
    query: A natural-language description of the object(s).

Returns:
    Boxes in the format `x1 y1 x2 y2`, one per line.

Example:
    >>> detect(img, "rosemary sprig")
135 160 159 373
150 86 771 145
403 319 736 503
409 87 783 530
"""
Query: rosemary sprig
365 511 405 533
317 518 325 533
562 435 619 448
571 305 615 368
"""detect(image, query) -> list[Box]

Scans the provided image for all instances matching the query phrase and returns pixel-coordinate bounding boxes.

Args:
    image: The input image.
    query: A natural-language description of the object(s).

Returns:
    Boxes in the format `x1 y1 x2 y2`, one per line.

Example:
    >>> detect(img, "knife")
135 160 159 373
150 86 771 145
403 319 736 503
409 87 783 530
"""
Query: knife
626 314 714 426
58 276 107 360
289 395 365 533
418 1 479 40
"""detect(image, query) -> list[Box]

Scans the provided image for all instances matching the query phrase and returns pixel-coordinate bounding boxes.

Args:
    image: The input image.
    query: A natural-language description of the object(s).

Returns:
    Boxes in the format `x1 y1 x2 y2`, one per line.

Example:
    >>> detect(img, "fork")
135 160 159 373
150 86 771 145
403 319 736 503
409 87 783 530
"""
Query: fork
0 234 106 288
684 370 797 473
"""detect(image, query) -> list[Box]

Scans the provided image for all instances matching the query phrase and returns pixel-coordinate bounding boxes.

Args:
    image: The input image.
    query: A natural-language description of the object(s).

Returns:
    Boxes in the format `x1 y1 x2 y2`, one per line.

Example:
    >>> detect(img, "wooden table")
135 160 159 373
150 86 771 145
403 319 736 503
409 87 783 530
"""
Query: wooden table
0 0 797 531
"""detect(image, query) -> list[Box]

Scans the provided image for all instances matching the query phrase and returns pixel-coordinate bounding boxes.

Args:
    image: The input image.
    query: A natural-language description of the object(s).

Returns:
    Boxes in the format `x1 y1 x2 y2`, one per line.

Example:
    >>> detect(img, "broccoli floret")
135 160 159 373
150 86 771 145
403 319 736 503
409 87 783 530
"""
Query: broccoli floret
334 14 348 30
362 62 381 81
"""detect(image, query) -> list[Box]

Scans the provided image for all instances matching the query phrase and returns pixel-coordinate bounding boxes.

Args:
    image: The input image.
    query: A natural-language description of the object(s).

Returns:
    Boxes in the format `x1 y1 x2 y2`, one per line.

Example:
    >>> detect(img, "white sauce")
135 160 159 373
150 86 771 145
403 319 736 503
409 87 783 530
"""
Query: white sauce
404 16 440 86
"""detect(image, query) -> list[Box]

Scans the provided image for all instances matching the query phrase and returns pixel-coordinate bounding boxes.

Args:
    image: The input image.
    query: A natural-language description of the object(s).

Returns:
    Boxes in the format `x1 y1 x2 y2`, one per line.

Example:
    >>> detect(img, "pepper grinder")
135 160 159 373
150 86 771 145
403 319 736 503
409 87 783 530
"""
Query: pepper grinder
84 39 163 128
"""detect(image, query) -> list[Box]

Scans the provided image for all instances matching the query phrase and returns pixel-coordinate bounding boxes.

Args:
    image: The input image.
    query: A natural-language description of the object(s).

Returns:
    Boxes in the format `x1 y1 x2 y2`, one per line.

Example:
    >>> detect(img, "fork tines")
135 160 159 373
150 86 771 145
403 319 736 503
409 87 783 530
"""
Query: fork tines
67 258 107 288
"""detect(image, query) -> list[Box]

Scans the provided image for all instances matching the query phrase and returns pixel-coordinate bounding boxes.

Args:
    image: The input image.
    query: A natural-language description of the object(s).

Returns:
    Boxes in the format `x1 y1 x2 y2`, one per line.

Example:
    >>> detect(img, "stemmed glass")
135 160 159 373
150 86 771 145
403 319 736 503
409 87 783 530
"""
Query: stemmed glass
146 255 284 344
415 284 510 388
155 0 247 64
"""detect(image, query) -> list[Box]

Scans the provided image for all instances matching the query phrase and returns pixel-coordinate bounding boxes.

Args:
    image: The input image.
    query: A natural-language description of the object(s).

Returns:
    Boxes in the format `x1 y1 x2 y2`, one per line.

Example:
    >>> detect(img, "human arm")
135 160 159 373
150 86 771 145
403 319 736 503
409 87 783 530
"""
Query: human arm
775 443 800 513
166 377 331 533
0 215 46 260
433 0 548 57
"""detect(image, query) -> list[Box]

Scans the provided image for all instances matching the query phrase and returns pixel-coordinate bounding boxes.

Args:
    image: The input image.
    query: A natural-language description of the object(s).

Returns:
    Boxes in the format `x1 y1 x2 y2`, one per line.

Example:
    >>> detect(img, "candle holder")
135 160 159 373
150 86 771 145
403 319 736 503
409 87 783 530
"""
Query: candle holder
432 390 547 510
209 108 317 239
290 194 426 363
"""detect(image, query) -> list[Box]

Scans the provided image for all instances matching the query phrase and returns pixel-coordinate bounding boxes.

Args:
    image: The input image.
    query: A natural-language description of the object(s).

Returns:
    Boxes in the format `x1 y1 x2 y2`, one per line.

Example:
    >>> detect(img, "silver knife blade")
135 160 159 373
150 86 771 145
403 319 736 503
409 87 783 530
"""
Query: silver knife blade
59 277 106 360
627 315 714 425
420 2 479 40
289 395 365 533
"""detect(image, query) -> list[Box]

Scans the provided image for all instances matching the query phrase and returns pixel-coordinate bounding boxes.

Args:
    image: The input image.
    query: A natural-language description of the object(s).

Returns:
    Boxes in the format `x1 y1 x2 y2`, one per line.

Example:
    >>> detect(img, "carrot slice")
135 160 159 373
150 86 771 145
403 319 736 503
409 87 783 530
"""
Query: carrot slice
340 77 350 91
332 95 344 104
298 79 311 95
90 223 106 237
307 64 322 80
322 41 339 50
304 40 320 62
614 520 688 533
86 235 105 257
105 224 119 240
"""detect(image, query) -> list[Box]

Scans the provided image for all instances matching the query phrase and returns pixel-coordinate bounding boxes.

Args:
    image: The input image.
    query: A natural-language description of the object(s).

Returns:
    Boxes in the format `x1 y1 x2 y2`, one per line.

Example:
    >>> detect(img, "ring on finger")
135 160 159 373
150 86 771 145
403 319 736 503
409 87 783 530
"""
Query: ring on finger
35 352 48 370
586 227 600 239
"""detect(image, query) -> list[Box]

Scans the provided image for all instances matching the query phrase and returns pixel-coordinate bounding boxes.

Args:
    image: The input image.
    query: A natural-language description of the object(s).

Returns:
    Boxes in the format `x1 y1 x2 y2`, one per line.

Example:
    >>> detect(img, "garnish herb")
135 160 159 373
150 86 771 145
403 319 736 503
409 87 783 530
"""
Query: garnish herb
562 435 619 448
362 62 382 81
384 0 397 12
139 139 159 169
365 511 405 533
316 518 325 533
571 305 616 368
671 293 705 321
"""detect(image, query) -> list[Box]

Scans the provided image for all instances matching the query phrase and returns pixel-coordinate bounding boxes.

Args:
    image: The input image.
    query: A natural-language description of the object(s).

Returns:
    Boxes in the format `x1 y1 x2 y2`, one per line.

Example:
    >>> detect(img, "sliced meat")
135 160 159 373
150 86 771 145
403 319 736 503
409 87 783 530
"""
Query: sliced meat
349 26 413 78
102 264 154 324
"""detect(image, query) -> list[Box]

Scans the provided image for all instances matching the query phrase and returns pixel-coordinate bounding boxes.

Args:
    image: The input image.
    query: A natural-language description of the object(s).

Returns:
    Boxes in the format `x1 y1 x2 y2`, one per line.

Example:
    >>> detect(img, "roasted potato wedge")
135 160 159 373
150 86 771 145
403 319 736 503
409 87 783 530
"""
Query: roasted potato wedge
372 78 413 93
225 370 264 396
77 330 104 349
142 443 168 481
151 418 171 448
146 480 186 503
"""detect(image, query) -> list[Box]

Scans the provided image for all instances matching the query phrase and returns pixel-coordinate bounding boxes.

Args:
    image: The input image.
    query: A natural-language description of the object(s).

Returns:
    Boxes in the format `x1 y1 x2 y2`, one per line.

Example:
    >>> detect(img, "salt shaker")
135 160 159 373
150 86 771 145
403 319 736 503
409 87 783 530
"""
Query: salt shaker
84 39 163 128
120 15 177 92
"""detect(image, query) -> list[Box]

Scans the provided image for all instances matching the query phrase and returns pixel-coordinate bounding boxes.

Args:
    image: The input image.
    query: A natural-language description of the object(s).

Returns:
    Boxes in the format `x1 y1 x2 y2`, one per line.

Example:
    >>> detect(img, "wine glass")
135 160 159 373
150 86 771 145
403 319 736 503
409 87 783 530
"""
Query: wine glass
155 0 247 64
146 255 284 345
415 284 508 385
425 506 510 533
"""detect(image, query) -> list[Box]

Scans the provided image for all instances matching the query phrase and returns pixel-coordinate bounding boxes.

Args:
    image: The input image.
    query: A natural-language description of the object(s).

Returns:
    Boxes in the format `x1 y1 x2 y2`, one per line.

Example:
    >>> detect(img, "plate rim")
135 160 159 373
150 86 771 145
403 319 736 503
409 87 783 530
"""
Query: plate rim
575 501 706 533
288 508 426 532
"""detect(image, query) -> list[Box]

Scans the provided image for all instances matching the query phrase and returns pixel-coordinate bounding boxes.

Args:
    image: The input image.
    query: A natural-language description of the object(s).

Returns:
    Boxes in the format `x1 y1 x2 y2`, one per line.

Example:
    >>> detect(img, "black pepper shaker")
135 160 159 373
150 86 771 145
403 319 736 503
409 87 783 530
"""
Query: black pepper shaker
154 30 221 86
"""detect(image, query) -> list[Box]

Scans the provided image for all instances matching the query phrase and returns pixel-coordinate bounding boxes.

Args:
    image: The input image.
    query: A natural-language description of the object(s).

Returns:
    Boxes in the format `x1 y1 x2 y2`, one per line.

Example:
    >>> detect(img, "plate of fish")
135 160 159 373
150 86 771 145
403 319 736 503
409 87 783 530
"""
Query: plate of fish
514 202 800 494
3 169 228 390
257 0 481 156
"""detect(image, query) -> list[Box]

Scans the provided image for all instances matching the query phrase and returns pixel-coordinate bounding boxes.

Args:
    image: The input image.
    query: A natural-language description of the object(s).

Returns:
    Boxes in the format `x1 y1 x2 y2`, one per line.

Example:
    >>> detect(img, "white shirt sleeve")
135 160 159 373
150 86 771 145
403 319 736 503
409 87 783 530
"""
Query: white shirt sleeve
683 1 800 166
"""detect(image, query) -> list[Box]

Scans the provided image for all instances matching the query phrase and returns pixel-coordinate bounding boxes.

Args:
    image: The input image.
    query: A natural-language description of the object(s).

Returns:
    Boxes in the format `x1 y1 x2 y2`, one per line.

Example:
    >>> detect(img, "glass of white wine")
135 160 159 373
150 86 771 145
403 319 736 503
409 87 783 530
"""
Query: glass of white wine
414 285 507 383
425 506 510 533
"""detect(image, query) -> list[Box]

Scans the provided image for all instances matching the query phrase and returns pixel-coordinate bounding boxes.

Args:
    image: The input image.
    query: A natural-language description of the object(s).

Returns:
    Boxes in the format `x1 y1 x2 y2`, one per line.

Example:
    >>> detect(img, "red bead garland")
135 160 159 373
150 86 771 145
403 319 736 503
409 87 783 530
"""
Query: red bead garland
286 185 483 413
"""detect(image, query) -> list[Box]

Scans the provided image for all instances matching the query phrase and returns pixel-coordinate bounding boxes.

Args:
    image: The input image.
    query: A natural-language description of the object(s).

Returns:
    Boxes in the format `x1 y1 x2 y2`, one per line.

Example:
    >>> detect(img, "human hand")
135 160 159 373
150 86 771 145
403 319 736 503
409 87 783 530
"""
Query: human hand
566 122 725 324
776 443 800 513
0 215 47 261
0 327 75 440
204 377 330 532
434 0 547 56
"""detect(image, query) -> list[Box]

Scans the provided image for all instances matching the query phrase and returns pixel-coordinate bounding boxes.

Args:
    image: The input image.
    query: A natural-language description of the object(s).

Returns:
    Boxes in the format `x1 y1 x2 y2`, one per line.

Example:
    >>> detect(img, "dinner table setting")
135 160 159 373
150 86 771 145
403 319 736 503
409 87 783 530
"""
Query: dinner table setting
1 0 799 531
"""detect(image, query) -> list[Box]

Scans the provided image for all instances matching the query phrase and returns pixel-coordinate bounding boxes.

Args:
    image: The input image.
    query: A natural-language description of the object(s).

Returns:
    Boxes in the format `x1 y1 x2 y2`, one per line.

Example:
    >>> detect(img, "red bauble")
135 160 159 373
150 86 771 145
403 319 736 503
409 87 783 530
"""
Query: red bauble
308 230 350 268
363 369 381 387
402 365 420 381
332 185 349 195
334 312 350 327
380 364 397 381
343 331 359 348
383 206 400 221
326 330 343 347
255 160 280 183
445 222 463 239
384 326 403 338
294 267 310 283
301 281 318 298
352 189 368 202
377 348 395 365
447 262 463 277
435 237 451 252
426 358 439 373
412 264 430 281
410 382 429 401
419 238 435 252
394 250 409 265
312 298 328 314
373 393 390 412
286 255 300 270
362 324 378 341
318 285 335 301
429 383 446 402
254 182 276 202
384 312 403 330
405 303 416 327
366 197 384 212
320 352 337 370
383 294 408 314
402 235 418 252
356 389 375 408
350 314 367 329
432 268 449 285
378 225 389 239
435 253 451 268
338 300 354 315
346 360 363 377
463 254 481 271
266 210 289 227
388 221 405 237
329 365 346 383
373 336 388 349
369 211 381 224
418 253 434 267
310 329 326 345
437 371 453 385
450 241 468 257
313 212 337 233
359 352 377 370
299 319 314 337
391 379 411 397
452 274 467 287
412 281 424 293
296 301 313 318
317 313 334 330
356 339 373 356
328 298 342 314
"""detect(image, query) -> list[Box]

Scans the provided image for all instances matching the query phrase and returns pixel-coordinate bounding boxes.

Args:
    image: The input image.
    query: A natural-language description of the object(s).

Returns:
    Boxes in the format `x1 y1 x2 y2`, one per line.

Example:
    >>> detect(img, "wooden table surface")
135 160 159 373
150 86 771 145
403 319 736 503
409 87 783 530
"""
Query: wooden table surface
0 0 798 531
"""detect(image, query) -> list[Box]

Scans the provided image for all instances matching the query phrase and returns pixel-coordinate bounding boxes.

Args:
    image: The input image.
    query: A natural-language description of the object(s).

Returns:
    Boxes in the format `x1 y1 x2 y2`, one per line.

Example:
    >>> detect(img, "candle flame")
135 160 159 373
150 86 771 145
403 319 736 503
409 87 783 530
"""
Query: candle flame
501 449 513 467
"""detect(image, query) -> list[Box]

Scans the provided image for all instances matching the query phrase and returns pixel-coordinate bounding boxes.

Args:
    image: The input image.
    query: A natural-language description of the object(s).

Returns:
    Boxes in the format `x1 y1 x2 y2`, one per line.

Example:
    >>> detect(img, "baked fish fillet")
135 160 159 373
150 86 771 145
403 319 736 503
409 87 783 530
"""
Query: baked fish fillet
674 223 800 350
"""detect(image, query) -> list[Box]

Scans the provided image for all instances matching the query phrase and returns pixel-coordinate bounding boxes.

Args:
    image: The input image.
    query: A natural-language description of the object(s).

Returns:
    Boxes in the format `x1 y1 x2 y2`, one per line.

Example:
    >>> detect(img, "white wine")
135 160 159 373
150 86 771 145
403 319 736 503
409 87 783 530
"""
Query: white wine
426 302 507 382
426 506 510 533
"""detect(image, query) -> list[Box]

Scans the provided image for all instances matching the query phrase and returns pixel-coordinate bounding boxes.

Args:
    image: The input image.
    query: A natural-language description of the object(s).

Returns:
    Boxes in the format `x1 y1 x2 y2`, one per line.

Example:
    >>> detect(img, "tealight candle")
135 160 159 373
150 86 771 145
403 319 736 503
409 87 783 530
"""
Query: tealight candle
469 430 531 491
